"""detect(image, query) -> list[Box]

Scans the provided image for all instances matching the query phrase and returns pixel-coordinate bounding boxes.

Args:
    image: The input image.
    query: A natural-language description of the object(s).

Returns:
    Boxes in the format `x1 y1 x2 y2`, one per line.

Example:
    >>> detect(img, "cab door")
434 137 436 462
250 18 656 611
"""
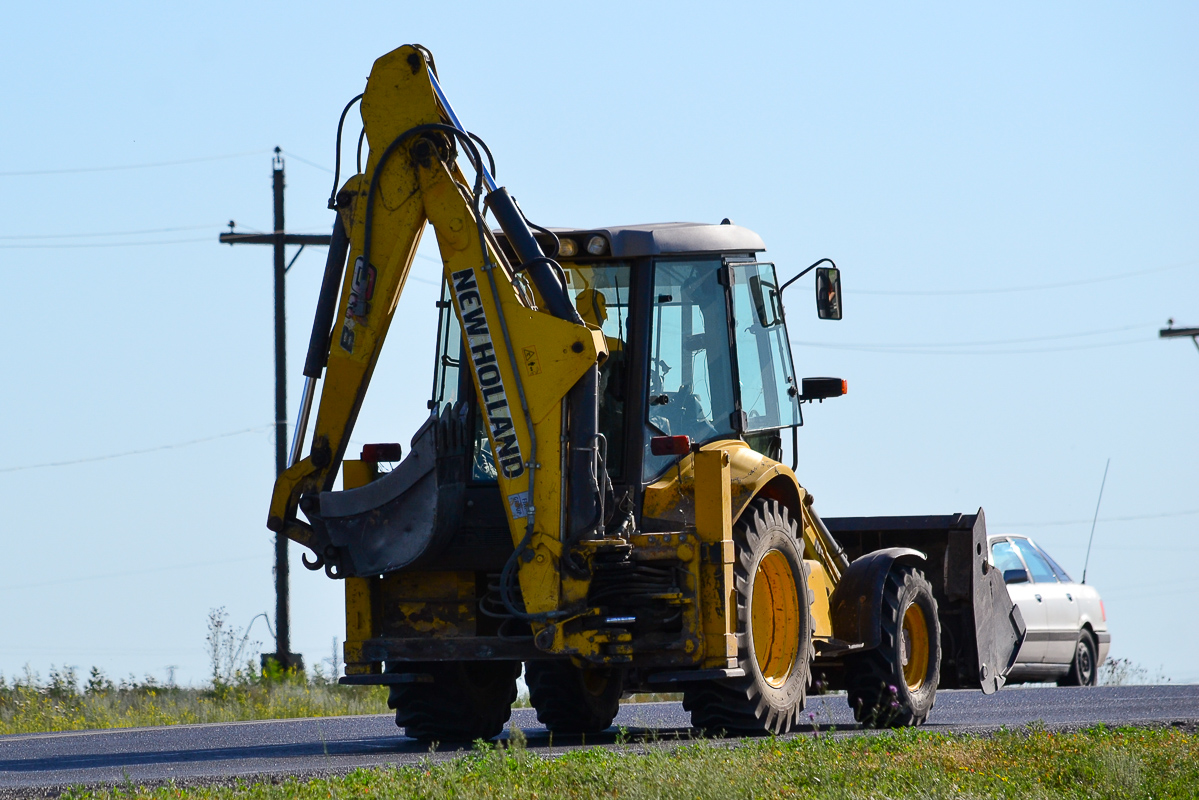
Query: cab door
728 262 801 434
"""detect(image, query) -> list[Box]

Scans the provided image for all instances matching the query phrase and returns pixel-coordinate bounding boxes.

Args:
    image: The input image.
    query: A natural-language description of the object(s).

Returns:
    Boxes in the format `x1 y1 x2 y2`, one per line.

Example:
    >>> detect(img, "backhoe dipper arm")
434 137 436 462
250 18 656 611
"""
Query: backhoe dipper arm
267 45 606 622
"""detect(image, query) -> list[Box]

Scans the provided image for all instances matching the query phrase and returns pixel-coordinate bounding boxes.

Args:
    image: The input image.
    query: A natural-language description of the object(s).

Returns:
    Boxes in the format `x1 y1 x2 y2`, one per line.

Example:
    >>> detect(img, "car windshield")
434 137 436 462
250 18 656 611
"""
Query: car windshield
1012 538 1057 583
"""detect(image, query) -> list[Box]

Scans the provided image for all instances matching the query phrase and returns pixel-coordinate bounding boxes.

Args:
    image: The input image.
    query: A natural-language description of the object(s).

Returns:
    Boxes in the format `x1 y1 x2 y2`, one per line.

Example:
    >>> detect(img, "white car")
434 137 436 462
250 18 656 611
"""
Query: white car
989 534 1110 686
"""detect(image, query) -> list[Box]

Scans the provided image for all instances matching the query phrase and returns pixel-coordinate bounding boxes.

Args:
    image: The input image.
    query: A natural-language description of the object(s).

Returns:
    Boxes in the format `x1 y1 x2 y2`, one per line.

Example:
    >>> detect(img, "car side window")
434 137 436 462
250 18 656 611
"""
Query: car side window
990 540 1025 574
1012 538 1057 583
1037 544 1074 583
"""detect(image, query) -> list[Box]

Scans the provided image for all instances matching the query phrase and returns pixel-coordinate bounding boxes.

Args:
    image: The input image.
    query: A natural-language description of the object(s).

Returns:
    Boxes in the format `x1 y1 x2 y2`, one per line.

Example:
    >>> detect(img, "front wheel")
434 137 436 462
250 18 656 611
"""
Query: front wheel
845 565 941 728
684 499 814 735
1059 630 1098 686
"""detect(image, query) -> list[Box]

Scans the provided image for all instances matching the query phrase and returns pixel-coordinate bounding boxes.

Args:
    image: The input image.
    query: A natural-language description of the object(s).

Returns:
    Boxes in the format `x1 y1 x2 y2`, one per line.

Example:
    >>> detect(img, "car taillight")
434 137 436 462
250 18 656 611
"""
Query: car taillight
1100 599 1106 622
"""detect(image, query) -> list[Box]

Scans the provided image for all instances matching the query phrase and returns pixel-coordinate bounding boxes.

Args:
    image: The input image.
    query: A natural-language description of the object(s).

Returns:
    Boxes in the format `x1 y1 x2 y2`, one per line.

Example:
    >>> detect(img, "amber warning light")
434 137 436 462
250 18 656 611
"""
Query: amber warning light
799 377 847 402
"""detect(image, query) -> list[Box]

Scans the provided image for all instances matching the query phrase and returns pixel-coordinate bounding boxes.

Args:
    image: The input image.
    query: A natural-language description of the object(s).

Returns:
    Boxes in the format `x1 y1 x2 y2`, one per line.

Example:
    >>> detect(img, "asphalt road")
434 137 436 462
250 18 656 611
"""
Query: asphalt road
2 685 1196 793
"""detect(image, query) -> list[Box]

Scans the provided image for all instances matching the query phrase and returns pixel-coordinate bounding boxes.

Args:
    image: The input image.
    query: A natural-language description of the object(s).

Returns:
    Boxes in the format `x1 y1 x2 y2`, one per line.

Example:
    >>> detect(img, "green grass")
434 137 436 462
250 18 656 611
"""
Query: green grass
55 725 1199 799
0 666 680 735
0 666 391 735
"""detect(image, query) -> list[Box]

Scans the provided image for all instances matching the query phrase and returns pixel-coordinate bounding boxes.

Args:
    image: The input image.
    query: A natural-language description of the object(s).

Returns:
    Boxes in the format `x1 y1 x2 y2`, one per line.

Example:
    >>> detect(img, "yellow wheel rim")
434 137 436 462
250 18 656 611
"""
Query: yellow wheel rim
901 602 930 691
751 550 800 688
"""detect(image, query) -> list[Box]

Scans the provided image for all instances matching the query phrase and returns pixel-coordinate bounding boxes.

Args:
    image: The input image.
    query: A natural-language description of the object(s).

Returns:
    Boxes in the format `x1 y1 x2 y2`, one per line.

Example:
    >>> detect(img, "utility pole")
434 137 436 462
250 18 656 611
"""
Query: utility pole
1160 319 1199 355
220 147 330 672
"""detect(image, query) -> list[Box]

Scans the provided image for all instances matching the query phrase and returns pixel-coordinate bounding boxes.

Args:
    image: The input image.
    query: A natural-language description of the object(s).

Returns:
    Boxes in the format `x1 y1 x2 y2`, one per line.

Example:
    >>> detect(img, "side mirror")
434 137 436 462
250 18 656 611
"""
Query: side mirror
815 266 842 320
1003 568 1030 585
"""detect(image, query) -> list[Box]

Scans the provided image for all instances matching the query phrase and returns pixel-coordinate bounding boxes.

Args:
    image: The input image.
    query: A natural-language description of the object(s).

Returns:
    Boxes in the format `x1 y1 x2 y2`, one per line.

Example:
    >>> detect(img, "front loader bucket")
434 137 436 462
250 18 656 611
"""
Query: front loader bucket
824 509 1025 693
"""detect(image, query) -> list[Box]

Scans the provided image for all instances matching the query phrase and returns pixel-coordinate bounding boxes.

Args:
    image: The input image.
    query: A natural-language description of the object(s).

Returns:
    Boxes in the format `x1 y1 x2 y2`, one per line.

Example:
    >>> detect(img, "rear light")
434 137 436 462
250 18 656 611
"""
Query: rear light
1100 600 1106 622
361 442 403 462
650 435 692 456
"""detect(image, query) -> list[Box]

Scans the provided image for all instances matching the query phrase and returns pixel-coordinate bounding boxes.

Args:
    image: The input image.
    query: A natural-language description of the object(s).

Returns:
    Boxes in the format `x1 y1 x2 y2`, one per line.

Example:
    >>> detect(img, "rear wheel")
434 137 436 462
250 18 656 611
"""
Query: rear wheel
845 566 941 728
526 660 624 733
684 499 814 735
388 661 519 742
1059 630 1098 687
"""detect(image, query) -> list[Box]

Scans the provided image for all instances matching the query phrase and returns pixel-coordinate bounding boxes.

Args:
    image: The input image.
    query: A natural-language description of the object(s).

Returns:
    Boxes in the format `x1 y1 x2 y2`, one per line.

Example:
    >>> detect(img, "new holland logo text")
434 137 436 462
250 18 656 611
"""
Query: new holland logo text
451 269 525 479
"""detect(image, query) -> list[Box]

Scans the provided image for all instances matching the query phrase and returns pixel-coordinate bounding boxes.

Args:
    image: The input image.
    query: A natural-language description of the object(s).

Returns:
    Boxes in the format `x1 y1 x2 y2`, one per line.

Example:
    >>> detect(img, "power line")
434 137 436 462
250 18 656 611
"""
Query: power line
279 150 334 174
0 557 261 593
0 236 213 250
795 323 1152 351
0 224 220 241
792 337 1150 356
0 150 272 177
0 425 273 474
994 508 1199 528
853 258 1198 296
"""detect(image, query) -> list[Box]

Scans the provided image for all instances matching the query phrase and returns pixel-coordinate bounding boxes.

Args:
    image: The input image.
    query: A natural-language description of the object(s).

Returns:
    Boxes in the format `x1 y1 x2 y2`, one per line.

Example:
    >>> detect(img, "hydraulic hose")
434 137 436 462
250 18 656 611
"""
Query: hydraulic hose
303 215 351 379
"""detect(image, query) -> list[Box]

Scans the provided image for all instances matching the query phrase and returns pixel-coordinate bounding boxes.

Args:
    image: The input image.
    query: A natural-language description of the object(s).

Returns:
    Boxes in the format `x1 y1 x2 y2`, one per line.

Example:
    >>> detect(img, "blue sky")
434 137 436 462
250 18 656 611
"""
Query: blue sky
1 2 1196 686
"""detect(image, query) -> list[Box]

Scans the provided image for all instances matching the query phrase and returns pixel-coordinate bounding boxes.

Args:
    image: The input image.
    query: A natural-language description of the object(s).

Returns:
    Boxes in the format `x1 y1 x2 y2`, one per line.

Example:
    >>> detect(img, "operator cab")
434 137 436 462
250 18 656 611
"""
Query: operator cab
433 221 820 495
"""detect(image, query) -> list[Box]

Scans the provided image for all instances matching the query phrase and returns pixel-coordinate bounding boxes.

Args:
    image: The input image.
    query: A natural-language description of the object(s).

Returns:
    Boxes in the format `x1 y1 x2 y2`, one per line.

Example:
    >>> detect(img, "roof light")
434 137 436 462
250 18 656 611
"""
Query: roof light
586 235 608 256
557 237 578 258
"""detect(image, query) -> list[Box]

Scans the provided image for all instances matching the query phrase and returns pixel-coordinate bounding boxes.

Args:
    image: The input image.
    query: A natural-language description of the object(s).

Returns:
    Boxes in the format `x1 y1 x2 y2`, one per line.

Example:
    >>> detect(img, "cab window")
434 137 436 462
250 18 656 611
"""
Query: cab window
644 259 736 479
563 264 631 480
430 282 462 413
730 263 799 431
467 264 632 483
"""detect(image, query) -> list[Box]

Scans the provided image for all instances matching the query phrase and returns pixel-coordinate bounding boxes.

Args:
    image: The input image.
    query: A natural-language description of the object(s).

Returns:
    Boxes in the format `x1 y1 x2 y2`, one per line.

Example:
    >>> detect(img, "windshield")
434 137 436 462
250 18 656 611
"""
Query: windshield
644 259 736 479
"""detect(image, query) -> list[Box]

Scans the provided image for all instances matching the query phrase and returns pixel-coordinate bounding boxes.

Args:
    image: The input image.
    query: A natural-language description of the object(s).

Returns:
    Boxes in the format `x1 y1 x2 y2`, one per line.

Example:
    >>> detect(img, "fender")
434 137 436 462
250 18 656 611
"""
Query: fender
828 547 927 650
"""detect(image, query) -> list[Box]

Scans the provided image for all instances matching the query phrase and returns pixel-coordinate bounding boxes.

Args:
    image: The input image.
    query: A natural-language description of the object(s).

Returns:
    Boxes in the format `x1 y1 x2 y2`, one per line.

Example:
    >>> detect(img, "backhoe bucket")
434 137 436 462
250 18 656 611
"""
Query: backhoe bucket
310 404 470 577
824 509 1025 693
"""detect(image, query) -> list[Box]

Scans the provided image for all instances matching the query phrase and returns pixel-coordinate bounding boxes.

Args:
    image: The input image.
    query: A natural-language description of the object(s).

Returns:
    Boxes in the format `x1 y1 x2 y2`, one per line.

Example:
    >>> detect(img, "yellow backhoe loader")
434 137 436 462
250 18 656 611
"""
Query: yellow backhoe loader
268 44 1025 741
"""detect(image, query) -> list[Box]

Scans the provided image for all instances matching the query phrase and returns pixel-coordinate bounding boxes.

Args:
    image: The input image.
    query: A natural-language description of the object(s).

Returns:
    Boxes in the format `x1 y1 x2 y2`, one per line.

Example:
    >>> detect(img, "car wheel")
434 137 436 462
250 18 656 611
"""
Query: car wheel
1059 630 1098 687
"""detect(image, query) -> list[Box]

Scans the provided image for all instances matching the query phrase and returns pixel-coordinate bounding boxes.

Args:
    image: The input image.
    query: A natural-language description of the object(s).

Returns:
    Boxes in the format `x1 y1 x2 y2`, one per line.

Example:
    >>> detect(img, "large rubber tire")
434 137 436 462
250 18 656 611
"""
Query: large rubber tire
845 566 941 728
684 499 814 735
526 660 624 734
388 661 519 742
1059 629 1098 687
